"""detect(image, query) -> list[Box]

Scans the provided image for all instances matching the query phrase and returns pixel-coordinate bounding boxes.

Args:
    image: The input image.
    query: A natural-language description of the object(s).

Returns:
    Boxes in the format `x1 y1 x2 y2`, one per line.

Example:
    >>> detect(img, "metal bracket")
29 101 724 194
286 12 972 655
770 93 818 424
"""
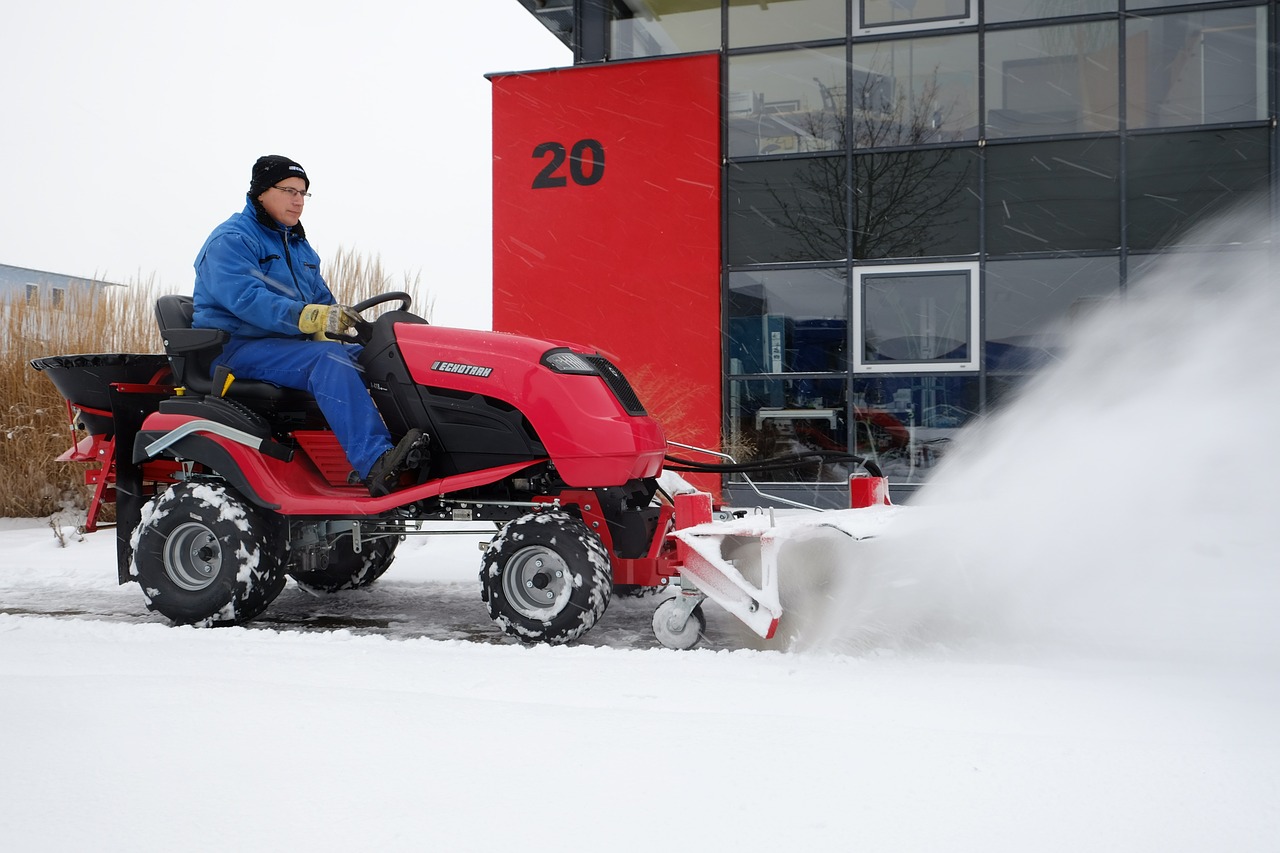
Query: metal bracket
661 588 707 634
144 418 269 458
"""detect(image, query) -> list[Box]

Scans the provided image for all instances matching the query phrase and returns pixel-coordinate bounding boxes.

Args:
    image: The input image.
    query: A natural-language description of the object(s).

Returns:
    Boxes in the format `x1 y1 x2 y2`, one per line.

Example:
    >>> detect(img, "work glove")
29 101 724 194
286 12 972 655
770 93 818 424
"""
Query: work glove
298 303 361 339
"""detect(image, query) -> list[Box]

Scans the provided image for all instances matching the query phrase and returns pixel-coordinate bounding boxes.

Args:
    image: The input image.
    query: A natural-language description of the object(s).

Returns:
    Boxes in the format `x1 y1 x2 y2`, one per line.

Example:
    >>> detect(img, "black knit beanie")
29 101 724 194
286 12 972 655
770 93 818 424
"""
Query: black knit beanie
248 155 309 199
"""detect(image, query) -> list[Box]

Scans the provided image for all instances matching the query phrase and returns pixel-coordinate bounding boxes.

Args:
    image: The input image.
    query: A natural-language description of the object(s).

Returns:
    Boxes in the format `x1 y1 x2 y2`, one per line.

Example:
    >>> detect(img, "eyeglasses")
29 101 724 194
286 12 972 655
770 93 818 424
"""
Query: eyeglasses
272 185 312 199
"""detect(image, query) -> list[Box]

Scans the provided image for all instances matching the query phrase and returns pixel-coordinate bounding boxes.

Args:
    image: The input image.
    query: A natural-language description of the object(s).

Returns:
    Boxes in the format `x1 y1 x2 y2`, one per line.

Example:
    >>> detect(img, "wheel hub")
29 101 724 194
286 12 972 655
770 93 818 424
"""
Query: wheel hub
163 521 222 592
502 546 571 620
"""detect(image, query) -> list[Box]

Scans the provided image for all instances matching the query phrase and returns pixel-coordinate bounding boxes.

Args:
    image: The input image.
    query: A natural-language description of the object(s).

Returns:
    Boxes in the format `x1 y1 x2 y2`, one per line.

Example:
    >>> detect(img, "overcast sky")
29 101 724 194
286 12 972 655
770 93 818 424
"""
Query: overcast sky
2 1 569 329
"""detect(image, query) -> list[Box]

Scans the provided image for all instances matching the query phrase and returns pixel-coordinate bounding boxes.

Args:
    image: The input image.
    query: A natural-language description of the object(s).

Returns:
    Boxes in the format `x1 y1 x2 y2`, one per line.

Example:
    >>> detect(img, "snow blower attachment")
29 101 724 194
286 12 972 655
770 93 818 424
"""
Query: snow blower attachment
654 448 898 649
32 291 897 648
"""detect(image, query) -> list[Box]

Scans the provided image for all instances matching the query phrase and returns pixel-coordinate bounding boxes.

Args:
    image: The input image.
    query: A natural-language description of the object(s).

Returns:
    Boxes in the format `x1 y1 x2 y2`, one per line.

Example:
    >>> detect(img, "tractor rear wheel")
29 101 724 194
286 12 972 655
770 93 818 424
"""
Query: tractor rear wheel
131 482 287 626
480 510 611 644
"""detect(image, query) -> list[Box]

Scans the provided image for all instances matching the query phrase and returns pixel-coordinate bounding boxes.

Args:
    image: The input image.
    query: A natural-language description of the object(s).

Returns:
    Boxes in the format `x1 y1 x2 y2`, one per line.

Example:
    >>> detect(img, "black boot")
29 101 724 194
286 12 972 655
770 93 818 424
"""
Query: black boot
365 428 428 497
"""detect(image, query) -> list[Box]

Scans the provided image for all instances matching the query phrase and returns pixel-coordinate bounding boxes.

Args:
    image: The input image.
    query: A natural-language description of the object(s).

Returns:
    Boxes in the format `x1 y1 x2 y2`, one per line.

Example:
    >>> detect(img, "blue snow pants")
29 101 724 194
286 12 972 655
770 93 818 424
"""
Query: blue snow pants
214 337 393 478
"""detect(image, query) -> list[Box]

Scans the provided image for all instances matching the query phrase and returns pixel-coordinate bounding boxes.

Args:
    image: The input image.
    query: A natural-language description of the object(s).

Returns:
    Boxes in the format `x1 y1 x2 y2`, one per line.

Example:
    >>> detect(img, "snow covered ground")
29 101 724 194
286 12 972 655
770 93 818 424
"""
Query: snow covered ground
3 214 1279 851
2 521 1275 852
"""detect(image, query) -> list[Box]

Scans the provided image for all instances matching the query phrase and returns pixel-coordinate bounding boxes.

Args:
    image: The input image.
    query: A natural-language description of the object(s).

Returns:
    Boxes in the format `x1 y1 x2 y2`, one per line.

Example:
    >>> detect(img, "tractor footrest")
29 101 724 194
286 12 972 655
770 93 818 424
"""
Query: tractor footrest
293 431 356 486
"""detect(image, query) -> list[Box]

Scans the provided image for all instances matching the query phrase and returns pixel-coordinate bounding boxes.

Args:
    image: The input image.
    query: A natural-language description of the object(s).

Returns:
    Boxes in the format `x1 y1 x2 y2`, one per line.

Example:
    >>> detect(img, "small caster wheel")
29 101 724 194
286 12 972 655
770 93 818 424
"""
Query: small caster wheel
652 597 707 650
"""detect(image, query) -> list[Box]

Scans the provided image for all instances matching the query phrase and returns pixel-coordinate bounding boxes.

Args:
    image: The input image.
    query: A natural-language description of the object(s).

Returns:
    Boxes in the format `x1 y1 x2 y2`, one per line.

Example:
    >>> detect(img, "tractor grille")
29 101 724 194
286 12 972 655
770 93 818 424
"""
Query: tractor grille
583 355 646 416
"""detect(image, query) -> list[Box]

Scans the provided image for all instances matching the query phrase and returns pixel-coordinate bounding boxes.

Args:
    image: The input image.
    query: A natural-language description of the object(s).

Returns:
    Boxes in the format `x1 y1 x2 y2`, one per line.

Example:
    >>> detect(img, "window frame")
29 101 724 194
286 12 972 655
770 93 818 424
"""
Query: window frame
852 261 981 373
855 0 975 37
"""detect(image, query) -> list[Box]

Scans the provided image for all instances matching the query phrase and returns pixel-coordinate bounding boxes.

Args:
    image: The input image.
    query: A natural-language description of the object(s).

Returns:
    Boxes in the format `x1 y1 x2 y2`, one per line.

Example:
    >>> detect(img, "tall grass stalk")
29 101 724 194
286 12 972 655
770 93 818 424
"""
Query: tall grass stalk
3 277 163 519
325 246 433 321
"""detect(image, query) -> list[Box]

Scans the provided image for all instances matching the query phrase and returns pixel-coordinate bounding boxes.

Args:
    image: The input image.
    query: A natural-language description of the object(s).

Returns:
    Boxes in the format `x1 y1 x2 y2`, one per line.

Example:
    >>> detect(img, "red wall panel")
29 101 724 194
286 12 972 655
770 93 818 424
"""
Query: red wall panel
491 54 721 492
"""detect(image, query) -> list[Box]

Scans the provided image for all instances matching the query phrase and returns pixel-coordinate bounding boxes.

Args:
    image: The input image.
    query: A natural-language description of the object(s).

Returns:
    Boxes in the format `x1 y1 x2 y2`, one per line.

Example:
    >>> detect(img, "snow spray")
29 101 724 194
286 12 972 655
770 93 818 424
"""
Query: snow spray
808 199 1280 664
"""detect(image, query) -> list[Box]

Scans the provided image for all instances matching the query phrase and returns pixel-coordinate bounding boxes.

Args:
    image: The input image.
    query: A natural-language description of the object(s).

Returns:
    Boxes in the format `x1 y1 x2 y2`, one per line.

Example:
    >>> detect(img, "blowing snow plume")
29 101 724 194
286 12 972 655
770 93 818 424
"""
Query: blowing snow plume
810 201 1280 664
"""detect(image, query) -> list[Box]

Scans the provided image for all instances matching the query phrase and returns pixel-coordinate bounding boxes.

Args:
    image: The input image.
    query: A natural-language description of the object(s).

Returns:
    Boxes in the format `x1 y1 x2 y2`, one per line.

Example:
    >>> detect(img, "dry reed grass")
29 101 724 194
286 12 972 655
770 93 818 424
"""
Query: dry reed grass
626 366 737 497
626 364 702 449
325 246 433 321
4 277 164 519
8 249 428 520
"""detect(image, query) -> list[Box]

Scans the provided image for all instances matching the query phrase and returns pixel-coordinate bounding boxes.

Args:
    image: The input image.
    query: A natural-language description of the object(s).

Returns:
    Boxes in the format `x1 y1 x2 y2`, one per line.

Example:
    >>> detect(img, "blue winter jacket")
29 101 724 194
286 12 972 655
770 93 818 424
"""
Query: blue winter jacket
192 200 334 338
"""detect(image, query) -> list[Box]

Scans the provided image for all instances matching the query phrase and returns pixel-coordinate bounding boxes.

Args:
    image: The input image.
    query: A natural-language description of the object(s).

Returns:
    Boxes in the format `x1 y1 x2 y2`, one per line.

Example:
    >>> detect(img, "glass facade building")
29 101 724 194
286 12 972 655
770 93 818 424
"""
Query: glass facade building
511 1 1276 502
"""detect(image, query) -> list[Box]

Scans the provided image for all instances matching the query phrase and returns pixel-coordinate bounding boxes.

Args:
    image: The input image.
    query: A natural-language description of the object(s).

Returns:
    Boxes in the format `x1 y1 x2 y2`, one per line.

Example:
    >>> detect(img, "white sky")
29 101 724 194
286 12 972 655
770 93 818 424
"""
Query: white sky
1 1 569 329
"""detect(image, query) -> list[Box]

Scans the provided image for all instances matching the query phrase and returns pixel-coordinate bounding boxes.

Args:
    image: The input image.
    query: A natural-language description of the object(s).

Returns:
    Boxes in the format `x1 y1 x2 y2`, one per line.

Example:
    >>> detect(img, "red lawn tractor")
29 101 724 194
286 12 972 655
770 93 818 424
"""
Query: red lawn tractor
33 293 893 648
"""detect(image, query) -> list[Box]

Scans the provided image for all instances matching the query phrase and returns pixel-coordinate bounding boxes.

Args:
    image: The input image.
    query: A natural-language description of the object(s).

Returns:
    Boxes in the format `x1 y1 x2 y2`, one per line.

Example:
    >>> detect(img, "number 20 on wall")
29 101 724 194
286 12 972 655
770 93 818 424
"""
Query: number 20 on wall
531 139 605 189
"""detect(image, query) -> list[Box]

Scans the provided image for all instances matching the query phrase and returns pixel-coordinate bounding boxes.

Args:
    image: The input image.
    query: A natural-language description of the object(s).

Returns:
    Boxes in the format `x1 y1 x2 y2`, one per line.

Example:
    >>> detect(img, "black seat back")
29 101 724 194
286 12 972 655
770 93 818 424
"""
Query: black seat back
155 294 226 395
154 294 308 405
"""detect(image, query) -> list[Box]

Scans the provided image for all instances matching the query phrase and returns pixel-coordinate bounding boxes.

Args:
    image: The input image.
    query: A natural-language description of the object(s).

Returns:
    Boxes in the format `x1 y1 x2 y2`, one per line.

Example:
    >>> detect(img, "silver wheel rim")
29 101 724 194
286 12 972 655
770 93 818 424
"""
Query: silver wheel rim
653 599 703 650
501 545 571 620
164 521 222 591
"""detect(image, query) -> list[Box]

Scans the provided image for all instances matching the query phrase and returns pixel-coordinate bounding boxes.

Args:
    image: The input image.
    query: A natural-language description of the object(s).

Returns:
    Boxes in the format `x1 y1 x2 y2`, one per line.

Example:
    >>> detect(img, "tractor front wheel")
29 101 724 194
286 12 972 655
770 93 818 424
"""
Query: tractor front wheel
480 510 611 644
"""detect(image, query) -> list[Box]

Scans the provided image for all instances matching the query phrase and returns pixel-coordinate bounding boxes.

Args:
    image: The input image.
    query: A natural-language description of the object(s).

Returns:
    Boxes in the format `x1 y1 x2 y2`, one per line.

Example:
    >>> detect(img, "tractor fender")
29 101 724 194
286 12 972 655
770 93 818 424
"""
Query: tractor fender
134 428 281 512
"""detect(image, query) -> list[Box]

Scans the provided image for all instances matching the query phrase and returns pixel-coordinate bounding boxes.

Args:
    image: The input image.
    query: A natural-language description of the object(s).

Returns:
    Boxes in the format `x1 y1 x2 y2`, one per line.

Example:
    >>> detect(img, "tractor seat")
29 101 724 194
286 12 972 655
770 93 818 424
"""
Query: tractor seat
154 294 315 406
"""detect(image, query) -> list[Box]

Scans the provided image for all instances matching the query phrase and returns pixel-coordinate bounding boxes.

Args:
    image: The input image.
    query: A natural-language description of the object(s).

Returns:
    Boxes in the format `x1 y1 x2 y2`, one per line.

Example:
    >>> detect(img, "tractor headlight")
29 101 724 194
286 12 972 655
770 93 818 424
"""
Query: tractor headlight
541 349 598 375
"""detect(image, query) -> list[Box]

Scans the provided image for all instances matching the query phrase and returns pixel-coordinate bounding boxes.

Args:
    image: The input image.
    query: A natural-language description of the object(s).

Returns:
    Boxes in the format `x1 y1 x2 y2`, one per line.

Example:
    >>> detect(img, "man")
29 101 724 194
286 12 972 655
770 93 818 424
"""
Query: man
192 154 423 496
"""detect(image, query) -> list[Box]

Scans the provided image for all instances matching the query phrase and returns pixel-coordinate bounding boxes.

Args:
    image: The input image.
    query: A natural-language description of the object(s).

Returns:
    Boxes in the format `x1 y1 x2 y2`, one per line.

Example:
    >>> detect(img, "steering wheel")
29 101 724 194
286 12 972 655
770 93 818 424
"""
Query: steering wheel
351 291 412 314
342 292 414 345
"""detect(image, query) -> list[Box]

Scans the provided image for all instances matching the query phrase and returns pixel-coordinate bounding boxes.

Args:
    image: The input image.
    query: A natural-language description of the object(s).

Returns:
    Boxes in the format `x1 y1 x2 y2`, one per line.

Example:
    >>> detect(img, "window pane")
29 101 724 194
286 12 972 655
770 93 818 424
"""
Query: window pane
728 374 989 485
851 375 979 480
1129 247 1275 294
858 267 977 369
985 22 1120 137
728 269 848 374
729 0 845 48
611 0 720 59
985 257 1120 371
1127 129 1269 250
985 139 1120 253
854 147 980 259
858 0 972 32
727 158 849 264
728 377 851 482
986 0 1116 25
728 47 847 156
1126 7 1267 130
850 32 979 145
986 373 1032 413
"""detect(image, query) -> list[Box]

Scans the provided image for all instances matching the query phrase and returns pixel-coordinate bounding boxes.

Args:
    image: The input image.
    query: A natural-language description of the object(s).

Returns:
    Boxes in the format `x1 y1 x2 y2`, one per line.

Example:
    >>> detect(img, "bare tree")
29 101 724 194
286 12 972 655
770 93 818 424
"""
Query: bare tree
750 72 975 261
